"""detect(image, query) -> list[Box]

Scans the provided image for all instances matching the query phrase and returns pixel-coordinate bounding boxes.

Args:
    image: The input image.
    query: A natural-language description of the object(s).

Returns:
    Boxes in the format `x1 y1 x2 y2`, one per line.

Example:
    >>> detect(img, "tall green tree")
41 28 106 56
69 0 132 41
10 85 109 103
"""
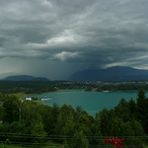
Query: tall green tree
114 99 130 121
137 90 148 133
55 105 75 136
3 96 20 123
65 130 89 148
96 109 113 136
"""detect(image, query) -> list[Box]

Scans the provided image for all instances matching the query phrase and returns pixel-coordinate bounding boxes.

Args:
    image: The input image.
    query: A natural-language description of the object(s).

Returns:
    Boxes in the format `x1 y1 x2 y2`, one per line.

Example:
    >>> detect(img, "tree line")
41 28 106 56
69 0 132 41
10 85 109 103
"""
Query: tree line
2 81 148 94
0 90 148 147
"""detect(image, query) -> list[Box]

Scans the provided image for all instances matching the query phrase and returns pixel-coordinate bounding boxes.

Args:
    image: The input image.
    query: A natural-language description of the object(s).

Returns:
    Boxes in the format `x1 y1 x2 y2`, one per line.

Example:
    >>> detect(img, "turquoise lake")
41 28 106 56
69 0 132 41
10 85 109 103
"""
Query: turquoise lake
34 90 144 115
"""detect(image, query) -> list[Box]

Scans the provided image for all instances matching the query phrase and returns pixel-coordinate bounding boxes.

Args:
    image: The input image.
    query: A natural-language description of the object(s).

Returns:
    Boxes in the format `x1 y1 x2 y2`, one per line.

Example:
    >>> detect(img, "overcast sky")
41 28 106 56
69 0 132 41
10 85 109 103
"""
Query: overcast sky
0 0 148 80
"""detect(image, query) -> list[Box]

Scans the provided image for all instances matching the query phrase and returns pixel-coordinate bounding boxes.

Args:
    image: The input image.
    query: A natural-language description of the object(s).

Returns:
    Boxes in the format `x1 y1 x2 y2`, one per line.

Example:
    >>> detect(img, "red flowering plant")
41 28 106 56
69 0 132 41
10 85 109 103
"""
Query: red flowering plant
104 137 124 148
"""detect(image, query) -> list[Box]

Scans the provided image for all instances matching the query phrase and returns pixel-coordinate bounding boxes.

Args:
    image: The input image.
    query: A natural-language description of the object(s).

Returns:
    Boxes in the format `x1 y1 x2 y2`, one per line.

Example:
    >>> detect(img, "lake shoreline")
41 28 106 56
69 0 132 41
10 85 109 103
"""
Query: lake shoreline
30 89 142 115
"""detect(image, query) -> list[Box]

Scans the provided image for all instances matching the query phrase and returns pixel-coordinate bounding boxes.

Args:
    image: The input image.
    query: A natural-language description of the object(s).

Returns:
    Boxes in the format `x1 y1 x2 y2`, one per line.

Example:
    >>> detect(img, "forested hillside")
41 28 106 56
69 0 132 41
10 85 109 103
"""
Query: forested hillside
0 90 148 147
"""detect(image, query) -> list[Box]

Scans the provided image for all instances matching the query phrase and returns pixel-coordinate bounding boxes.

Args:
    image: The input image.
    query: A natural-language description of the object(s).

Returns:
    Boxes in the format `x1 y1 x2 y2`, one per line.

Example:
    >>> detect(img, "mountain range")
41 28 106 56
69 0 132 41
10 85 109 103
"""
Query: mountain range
69 66 148 82
2 66 148 82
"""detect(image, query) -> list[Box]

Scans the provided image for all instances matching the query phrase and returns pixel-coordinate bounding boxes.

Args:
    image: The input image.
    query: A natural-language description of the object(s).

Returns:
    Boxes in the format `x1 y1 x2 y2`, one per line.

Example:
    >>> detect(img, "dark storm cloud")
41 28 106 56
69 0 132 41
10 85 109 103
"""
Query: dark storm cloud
0 0 148 69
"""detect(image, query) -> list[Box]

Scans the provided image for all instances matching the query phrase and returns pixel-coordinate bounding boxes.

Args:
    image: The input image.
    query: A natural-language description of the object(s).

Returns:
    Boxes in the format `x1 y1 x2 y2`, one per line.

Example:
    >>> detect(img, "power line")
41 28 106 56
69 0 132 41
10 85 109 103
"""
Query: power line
0 132 148 138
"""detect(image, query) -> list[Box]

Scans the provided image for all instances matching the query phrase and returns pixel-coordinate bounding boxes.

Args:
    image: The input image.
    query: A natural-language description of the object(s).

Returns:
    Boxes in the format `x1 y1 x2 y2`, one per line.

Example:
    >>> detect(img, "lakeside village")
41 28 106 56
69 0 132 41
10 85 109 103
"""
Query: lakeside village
25 96 52 101
20 80 148 102
1 80 148 95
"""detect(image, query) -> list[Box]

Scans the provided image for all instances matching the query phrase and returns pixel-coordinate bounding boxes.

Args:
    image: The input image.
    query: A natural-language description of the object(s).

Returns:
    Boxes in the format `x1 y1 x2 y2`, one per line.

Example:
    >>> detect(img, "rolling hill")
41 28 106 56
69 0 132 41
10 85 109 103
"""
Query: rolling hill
2 75 49 81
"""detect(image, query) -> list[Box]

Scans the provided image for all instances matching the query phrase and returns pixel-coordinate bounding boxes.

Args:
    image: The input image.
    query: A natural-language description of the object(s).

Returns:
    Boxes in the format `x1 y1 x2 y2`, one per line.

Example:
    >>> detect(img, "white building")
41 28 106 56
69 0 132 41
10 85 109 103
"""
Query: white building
25 97 32 101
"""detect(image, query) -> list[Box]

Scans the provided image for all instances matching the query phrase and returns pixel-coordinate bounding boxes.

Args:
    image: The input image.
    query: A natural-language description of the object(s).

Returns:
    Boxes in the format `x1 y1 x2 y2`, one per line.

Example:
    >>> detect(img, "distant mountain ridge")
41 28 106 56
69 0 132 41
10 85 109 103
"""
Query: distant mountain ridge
69 66 148 82
2 75 49 81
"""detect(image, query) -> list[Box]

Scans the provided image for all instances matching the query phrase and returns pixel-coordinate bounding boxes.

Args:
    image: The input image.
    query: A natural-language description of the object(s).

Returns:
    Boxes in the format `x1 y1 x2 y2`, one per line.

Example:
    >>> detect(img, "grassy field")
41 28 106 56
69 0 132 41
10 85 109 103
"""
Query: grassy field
0 145 63 148
0 144 21 148
0 143 63 148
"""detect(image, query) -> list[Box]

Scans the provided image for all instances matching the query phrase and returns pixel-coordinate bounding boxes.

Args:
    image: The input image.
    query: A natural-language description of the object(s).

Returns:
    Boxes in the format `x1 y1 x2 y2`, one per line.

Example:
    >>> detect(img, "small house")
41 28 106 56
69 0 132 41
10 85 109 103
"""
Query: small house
25 97 32 101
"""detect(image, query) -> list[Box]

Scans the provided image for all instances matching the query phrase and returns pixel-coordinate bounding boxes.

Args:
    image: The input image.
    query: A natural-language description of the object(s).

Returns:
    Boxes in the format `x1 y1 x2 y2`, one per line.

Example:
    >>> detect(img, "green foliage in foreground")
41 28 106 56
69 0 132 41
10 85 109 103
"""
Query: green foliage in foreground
0 90 148 147
0 144 21 148
0 144 63 148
